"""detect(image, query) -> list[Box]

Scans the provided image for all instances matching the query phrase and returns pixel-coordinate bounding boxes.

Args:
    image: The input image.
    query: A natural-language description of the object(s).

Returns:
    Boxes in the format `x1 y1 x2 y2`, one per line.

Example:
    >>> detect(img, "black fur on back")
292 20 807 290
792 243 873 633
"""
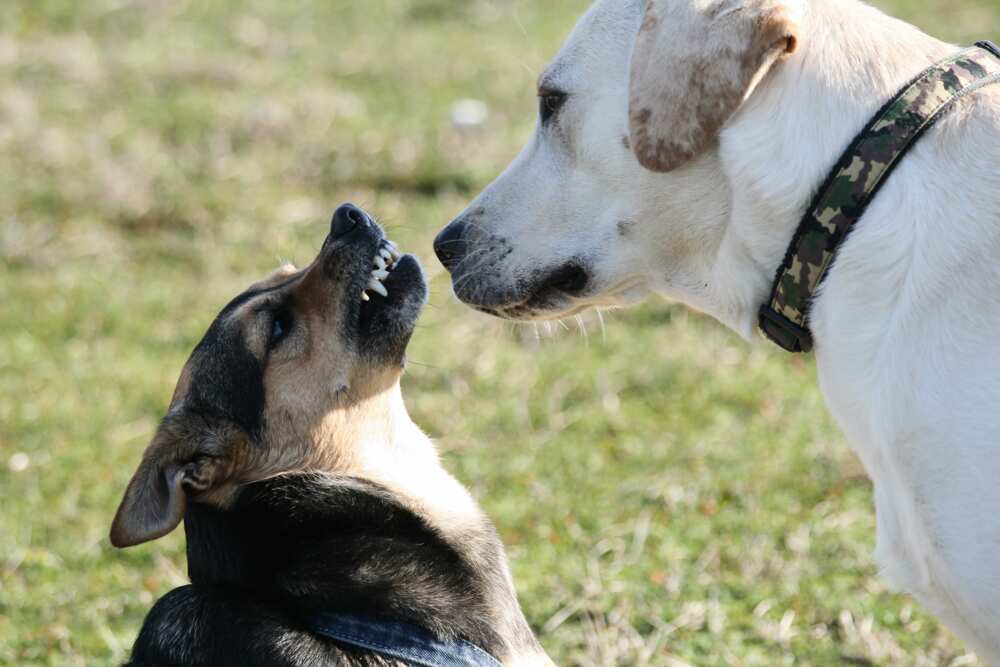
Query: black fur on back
126 473 537 666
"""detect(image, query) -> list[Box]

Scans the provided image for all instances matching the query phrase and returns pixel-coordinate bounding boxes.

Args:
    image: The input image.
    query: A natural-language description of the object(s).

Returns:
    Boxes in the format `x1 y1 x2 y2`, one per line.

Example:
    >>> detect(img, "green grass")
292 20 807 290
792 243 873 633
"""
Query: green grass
1 1 997 664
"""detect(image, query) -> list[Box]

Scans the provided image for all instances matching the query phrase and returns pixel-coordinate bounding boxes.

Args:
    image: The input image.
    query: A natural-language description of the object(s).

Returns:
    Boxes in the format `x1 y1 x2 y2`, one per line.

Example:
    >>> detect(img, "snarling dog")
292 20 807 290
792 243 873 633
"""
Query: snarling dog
434 0 1000 661
110 204 552 667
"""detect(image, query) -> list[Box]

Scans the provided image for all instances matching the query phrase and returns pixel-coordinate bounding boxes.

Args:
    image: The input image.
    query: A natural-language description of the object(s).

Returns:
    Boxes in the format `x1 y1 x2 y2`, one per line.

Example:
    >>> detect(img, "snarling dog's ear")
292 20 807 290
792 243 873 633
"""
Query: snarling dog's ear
110 411 239 548
629 0 799 172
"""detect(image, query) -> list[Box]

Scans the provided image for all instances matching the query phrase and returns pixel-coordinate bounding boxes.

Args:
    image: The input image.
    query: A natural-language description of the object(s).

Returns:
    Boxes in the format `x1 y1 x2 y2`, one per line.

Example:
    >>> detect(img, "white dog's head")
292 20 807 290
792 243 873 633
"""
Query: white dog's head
435 0 798 322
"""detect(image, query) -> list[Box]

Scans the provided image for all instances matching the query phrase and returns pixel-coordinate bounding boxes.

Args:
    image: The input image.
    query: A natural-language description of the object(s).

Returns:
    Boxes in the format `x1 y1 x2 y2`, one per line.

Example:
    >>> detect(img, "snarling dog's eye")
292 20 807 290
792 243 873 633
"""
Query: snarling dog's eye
538 89 567 124
269 309 294 348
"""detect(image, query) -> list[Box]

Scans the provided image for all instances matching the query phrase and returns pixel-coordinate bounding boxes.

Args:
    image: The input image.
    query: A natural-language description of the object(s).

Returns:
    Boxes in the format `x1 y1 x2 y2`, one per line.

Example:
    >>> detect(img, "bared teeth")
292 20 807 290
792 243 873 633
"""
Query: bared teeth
361 239 402 302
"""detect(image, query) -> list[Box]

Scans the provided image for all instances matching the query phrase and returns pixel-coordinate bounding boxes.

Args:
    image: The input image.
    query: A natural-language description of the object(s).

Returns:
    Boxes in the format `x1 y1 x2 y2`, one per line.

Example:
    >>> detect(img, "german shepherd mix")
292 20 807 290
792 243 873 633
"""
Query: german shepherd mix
109 204 552 667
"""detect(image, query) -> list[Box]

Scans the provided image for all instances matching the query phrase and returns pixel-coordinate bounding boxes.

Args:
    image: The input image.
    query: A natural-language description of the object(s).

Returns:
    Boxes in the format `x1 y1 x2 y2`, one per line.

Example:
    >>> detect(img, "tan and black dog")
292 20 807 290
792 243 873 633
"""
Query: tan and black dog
110 204 552 667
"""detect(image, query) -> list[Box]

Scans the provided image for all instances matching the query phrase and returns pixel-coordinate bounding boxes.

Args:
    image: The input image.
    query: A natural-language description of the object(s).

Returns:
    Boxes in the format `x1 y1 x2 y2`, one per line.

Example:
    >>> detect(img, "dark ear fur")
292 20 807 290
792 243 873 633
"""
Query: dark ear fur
110 413 231 548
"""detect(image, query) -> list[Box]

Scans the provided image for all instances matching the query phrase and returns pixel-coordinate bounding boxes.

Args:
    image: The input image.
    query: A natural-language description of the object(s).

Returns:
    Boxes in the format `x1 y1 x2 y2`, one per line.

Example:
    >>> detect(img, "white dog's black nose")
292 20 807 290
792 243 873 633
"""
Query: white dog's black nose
433 221 468 270
330 203 370 238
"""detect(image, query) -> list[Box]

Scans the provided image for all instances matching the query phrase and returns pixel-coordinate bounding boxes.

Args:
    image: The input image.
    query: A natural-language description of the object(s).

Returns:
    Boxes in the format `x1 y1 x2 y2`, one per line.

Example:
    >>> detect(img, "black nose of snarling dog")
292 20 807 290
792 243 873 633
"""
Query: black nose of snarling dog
434 220 468 270
330 203 370 238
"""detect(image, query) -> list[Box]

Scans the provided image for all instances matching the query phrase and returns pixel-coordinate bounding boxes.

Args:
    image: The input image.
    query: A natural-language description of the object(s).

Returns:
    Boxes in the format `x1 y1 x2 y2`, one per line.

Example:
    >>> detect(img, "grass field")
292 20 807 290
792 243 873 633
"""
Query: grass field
2 1 998 665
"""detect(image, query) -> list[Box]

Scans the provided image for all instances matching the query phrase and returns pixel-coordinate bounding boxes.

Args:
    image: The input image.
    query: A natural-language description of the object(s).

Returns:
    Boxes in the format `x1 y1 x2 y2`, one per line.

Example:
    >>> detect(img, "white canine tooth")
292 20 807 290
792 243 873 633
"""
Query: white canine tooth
361 291 370 301
367 279 388 297
372 269 389 280
374 255 387 270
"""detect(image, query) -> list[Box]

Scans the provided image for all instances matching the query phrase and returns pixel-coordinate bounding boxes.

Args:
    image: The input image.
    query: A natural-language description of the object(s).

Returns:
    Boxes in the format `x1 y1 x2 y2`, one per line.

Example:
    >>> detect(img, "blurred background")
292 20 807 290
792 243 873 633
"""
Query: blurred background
1 1 998 665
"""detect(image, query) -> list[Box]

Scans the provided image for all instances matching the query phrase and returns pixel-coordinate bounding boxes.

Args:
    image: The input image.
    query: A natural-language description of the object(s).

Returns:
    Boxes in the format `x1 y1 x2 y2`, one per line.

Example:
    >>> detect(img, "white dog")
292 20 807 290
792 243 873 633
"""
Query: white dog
434 0 1000 660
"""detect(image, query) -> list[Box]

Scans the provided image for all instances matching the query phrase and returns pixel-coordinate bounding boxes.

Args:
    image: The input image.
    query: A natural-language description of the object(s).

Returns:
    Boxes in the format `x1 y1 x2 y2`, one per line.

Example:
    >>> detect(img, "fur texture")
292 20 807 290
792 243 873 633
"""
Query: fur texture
113 207 552 666
127 474 537 667
436 0 1000 661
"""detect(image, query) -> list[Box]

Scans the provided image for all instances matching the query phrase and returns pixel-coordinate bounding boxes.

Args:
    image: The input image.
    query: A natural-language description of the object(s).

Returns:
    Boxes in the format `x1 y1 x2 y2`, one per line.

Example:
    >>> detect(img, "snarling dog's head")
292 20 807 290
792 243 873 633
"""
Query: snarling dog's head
434 0 798 323
111 204 427 548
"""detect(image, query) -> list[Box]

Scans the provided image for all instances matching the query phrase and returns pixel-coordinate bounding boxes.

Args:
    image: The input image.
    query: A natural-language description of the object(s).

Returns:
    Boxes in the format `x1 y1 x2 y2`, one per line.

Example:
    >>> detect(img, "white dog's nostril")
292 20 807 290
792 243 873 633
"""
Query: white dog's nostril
546 263 589 295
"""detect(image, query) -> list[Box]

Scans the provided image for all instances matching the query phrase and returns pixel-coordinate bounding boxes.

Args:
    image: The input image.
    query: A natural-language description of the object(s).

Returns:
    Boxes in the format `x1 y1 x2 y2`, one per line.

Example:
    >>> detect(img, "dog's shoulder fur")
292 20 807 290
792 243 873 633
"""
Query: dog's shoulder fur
129 472 532 667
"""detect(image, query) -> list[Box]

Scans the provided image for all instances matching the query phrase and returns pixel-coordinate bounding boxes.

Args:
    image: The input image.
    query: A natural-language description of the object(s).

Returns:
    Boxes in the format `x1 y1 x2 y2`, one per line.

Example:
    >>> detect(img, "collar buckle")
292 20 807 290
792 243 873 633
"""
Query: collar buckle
758 305 814 353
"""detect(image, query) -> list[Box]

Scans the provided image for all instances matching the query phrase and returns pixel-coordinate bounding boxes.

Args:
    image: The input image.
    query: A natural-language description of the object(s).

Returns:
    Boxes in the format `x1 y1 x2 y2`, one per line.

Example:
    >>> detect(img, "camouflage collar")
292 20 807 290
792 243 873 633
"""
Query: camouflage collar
759 42 1000 353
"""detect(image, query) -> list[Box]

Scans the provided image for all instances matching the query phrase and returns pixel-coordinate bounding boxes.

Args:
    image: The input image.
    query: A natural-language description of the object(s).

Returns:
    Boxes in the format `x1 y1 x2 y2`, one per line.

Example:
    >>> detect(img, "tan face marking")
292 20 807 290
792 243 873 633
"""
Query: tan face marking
111 224 424 547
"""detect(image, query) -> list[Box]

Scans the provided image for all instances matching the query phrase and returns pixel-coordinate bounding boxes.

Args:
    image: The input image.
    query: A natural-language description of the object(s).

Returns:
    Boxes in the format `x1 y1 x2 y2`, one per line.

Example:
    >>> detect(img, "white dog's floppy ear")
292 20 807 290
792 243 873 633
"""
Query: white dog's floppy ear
629 0 800 172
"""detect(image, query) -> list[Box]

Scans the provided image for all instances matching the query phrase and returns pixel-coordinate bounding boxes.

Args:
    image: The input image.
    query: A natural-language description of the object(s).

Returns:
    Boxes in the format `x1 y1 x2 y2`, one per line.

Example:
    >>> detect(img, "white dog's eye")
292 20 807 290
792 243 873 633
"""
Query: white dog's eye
538 90 567 124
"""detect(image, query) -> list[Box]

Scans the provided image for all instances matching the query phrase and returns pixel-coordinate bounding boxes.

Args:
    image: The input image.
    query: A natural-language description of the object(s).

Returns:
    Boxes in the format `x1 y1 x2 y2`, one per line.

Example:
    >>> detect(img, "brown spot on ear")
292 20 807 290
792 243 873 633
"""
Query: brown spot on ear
630 106 700 173
641 1 659 31
753 6 800 59
629 108 655 168
628 0 800 173
785 33 799 54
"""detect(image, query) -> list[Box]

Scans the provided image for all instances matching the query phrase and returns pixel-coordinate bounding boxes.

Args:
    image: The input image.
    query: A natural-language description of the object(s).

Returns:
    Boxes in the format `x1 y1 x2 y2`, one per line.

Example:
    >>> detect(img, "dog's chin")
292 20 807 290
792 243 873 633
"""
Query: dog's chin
452 266 602 322
356 254 427 363
455 278 650 322
480 293 579 321
452 284 580 322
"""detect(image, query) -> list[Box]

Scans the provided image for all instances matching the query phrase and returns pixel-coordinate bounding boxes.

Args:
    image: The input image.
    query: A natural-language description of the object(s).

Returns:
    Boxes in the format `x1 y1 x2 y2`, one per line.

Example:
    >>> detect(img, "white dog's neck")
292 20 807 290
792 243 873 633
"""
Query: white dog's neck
698 0 954 339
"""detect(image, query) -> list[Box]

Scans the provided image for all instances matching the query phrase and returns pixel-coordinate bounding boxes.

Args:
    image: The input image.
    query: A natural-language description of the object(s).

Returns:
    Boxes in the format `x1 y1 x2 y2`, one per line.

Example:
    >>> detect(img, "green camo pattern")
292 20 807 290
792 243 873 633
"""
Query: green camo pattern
767 45 1000 330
